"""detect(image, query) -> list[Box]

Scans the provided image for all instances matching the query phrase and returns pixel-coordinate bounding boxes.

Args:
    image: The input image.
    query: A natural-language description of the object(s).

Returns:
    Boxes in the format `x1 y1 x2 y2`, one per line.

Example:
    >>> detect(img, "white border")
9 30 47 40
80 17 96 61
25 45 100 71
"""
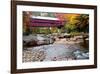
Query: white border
17 5 94 69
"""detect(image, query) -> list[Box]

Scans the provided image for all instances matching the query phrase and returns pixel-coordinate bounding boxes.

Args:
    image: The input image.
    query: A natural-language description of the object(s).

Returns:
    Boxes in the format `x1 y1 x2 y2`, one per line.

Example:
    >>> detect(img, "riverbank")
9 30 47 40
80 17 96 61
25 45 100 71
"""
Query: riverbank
23 33 89 62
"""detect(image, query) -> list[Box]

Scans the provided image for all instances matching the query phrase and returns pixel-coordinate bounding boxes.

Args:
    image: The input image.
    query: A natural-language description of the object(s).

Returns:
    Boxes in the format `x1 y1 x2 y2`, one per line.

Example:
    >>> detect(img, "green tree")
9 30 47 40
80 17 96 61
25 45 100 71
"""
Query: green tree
75 14 89 32
64 23 77 33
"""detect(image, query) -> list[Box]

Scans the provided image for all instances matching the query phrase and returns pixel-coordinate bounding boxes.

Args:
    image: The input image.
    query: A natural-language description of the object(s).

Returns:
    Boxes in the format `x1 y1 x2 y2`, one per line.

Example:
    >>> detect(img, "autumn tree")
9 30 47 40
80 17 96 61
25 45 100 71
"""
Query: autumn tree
23 12 32 35
64 14 89 33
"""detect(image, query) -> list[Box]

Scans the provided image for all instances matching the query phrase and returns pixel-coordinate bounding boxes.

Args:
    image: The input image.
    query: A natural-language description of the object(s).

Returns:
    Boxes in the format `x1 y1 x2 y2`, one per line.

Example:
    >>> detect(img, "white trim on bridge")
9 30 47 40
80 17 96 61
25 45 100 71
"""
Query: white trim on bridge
31 16 60 20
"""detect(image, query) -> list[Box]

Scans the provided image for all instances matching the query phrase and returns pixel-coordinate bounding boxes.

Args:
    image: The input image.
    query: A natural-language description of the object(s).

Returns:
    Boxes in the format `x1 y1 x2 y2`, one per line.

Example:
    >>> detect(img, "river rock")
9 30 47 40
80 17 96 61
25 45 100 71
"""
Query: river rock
23 49 46 62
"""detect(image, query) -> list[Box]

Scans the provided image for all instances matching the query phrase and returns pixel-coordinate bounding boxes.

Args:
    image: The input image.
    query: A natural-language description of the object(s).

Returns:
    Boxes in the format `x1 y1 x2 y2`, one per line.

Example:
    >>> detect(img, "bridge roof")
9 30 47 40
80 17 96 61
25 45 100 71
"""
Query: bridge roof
31 16 60 20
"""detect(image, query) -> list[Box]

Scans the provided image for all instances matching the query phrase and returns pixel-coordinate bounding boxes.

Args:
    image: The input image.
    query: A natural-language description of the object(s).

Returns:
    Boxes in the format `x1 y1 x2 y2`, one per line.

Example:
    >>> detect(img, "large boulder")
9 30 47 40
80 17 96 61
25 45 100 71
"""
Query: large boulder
72 50 89 59
24 40 37 47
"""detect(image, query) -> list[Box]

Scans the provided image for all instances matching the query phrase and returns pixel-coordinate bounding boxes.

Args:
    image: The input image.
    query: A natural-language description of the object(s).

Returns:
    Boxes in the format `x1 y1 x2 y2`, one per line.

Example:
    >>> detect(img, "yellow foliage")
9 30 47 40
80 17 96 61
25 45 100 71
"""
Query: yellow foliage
63 14 80 24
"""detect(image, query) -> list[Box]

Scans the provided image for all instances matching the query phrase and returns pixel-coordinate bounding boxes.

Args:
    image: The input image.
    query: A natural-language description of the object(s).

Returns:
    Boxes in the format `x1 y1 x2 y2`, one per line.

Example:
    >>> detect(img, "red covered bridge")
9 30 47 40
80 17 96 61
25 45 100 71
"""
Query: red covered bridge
30 16 65 27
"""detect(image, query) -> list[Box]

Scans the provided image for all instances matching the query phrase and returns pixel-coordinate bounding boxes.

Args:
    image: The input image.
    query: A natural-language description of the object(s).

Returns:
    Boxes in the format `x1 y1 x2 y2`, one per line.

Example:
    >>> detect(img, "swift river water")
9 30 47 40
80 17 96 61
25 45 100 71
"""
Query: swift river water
23 43 89 62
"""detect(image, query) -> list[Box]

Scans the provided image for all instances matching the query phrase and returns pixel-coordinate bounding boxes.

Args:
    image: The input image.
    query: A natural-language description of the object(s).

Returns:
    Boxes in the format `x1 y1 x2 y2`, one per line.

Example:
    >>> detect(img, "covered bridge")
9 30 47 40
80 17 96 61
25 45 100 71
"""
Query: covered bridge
30 16 65 27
